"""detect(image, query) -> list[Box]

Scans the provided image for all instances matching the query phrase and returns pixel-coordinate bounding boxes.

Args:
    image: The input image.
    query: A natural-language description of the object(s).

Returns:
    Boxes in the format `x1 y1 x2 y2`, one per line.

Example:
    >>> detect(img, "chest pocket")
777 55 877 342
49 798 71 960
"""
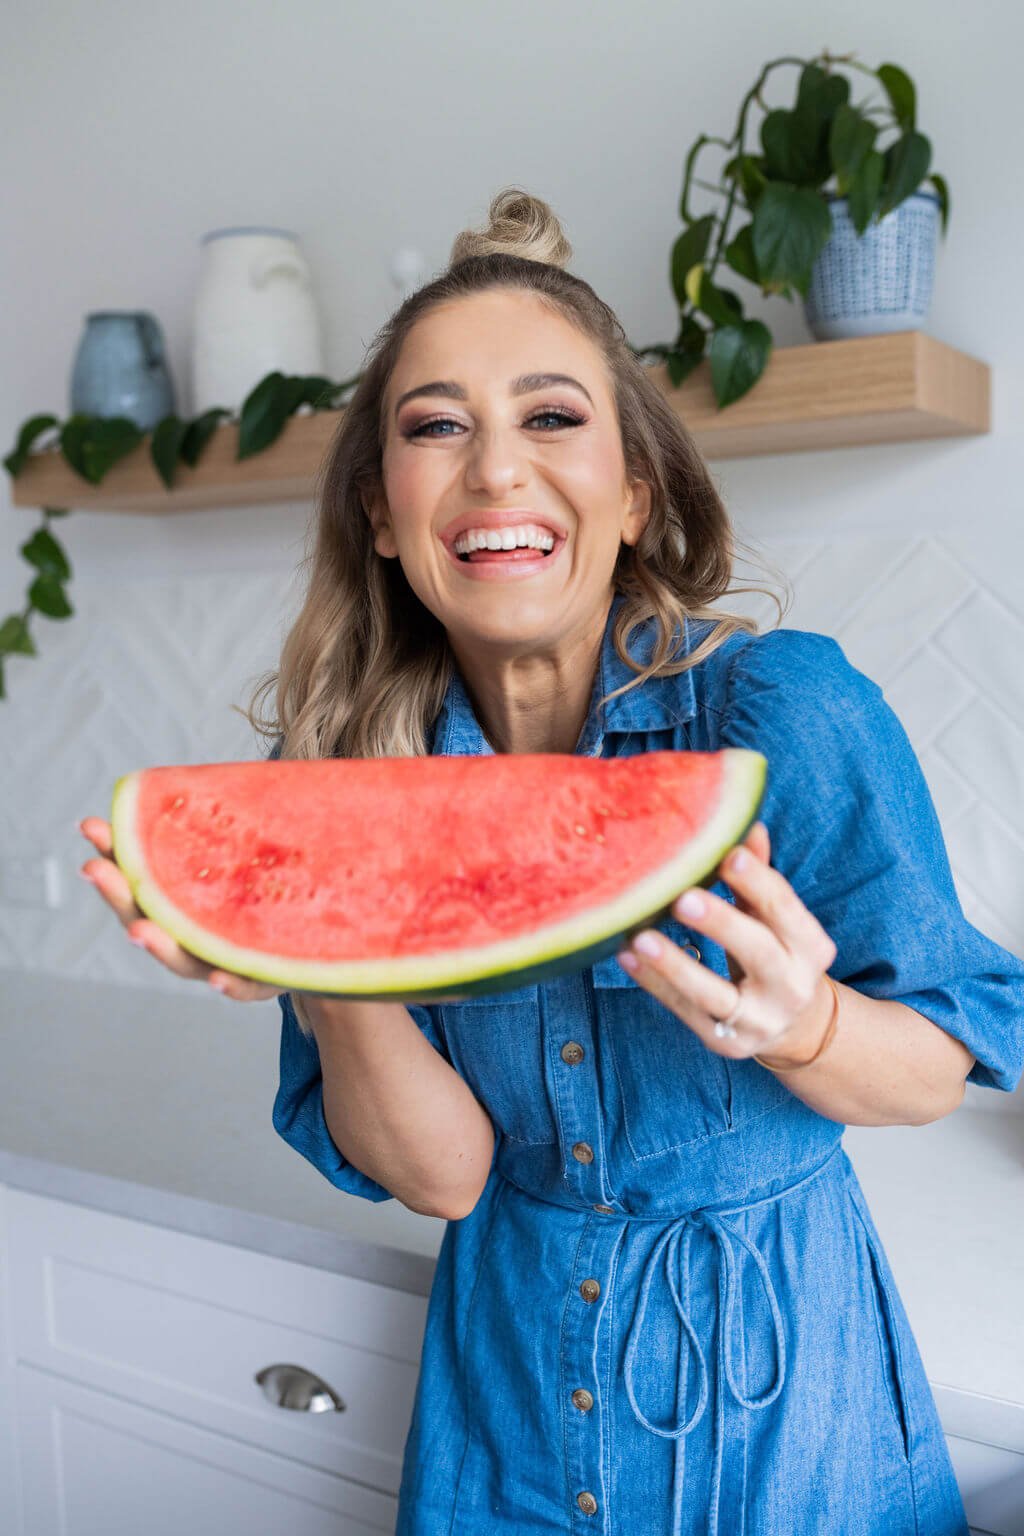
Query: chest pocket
591 915 735 1160
440 983 555 1147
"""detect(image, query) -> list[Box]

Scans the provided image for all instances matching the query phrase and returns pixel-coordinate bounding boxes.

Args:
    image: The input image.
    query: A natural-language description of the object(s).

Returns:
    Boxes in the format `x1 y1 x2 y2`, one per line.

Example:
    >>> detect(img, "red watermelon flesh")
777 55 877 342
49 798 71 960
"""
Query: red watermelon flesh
110 750 766 1000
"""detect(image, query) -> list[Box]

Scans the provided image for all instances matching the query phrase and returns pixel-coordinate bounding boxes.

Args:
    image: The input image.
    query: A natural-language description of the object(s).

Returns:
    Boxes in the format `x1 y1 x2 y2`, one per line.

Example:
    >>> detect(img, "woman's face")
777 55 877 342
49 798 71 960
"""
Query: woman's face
368 288 650 649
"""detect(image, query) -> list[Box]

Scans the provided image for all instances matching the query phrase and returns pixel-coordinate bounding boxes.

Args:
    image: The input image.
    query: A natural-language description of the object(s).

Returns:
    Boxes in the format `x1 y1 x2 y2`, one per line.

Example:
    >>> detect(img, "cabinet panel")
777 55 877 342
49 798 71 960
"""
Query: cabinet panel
946 1433 1024 1536
7 1189 427 1496
16 1363 397 1535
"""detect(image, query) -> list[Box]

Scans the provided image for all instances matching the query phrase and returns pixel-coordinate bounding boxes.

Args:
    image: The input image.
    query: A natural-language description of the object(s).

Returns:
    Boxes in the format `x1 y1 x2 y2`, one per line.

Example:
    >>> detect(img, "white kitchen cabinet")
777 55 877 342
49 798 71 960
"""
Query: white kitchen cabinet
16 1364 398 1535
2 1185 429 1534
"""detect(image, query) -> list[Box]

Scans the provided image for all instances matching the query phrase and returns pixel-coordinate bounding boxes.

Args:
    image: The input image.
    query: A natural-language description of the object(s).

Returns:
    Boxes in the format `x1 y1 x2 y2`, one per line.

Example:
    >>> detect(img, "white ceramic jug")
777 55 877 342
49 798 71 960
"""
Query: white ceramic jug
190 226 325 415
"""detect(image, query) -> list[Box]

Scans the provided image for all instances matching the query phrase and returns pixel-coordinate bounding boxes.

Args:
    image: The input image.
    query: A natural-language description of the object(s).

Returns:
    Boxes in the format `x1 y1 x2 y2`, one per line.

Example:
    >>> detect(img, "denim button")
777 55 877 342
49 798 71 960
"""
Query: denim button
580 1278 600 1302
571 1388 594 1412
561 1040 585 1064
577 1491 598 1515
572 1141 594 1164
593 1203 615 1214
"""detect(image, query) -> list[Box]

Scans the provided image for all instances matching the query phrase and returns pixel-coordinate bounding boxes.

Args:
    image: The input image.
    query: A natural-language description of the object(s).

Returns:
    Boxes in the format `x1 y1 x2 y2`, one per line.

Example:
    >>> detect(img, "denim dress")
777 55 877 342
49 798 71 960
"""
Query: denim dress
272 591 1024 1535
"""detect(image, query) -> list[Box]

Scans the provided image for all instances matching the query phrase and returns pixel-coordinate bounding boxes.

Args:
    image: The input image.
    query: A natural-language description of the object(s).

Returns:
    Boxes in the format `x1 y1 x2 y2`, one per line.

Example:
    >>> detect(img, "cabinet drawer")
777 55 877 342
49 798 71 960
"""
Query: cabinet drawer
17 1363 398 1534
946 1433 1024 1536
7 1189 427 1496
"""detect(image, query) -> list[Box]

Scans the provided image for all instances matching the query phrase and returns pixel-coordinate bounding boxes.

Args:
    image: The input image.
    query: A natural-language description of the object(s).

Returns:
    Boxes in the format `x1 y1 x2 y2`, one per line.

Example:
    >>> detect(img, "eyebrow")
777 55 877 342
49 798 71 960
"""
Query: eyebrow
393 372 595 417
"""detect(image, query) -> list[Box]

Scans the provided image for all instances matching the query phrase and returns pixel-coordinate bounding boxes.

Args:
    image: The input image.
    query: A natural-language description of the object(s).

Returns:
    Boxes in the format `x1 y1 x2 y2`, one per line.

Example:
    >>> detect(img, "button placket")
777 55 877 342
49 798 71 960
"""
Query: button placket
547 973 615 1209
562 1215 619 1534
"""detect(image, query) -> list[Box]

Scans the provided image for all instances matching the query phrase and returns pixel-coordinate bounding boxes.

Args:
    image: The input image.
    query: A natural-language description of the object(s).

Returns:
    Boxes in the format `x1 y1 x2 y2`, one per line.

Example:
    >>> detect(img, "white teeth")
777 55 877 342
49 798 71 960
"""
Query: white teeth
452 523 557 555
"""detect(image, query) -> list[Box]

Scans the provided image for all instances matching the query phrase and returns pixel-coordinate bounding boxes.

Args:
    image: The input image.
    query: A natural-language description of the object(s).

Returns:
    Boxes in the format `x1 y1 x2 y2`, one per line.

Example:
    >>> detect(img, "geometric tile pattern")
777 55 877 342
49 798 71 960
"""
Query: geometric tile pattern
3 540 1021 1112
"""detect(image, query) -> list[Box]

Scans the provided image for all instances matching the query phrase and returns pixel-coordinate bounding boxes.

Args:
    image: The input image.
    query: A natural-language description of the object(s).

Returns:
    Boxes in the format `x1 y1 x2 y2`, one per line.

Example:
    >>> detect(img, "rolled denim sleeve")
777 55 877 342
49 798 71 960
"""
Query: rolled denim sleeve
272 991 452 1200
721 627 1024 1093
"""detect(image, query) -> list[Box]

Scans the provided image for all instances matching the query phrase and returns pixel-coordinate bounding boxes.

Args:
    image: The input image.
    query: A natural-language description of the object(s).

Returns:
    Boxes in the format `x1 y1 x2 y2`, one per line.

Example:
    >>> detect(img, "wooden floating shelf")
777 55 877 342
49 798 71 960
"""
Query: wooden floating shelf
10 331 990 516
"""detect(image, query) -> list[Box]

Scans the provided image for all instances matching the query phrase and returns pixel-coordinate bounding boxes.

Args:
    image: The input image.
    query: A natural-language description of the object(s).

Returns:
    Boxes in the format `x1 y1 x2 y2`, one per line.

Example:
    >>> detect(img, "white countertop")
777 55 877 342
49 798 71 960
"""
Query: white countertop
1 969 1021 1448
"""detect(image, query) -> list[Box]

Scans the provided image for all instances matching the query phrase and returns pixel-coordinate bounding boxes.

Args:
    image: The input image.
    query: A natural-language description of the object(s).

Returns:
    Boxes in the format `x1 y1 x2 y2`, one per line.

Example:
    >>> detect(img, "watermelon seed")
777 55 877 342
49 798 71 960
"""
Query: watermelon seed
249 857 262 866
172 796 185 811
574 824 587 836
595 834 606 844
197 868 210 879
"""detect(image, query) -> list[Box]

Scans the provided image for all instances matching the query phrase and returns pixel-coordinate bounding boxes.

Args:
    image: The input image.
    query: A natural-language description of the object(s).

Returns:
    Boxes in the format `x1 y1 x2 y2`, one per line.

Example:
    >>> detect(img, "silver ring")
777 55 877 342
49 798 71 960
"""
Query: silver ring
712 992 744 1040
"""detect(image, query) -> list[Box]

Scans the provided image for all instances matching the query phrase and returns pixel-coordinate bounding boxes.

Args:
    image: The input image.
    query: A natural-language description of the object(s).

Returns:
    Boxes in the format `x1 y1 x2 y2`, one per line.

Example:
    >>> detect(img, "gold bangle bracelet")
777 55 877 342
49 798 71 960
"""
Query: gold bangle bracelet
753 975 841 1073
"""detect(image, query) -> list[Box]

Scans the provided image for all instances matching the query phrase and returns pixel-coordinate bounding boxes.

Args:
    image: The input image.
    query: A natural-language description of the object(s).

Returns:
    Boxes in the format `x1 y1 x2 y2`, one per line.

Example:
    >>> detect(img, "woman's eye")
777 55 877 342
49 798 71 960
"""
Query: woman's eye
406 408 585 438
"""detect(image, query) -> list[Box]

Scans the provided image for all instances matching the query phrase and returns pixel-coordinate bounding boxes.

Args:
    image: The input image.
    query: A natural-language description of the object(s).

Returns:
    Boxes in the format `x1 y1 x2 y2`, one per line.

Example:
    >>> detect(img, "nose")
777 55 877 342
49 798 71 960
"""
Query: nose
463 425 530 498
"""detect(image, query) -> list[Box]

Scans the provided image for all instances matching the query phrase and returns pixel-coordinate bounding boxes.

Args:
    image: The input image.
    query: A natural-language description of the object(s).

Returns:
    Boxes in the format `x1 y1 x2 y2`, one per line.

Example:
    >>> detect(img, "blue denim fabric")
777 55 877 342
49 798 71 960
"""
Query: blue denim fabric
272 592 1024 1533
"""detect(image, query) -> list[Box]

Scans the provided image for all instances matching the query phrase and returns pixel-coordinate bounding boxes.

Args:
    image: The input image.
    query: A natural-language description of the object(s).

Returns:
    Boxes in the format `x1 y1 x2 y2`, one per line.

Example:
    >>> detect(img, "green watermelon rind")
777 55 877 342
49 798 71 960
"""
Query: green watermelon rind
110 749 767 1001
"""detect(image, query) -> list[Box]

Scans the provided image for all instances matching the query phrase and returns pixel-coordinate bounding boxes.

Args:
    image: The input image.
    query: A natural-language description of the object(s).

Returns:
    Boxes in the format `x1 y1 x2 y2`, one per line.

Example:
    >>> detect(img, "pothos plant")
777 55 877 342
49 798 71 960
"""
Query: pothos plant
2 48 949 694
0 369 363 698
632 49 950 408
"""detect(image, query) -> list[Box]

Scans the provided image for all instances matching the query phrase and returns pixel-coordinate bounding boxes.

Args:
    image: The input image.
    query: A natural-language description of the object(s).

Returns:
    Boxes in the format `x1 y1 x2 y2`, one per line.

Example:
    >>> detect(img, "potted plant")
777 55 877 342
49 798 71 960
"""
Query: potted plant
636 50 950 406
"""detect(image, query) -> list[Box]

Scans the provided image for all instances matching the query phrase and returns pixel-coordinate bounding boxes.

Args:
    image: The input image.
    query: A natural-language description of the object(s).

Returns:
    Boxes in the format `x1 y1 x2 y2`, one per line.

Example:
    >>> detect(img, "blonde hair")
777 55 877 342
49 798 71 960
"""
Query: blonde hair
238 187 790 1030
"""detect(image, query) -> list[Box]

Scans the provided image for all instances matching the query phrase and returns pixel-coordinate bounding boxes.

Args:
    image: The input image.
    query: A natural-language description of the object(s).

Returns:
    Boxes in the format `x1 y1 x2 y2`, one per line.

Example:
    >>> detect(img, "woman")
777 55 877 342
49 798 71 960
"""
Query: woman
80 188 1024 1535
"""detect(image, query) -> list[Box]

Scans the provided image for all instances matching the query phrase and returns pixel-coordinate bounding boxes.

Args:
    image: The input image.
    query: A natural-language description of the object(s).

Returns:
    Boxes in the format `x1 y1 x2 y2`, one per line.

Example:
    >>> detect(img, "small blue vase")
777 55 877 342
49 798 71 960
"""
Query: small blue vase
69 311 176 429
803 190 941 341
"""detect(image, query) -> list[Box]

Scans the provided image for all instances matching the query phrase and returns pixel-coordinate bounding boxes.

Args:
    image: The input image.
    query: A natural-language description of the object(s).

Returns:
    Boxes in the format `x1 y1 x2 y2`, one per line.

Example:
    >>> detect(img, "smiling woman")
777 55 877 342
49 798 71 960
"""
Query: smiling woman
243 187 1019 1536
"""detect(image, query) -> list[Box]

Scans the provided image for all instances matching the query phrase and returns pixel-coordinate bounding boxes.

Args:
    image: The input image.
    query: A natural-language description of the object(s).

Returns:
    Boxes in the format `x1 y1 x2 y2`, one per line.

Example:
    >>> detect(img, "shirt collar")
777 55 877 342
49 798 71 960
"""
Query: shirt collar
431 591 698 757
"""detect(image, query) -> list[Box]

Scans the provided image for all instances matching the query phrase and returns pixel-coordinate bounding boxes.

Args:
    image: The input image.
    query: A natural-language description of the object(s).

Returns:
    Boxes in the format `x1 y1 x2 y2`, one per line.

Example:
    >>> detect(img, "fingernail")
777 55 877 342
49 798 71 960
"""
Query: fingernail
209 977 229 993
127 931 147 948
618 951 639 973
633 931 661 958
678 890 705 917
730 849 749 873
77 866 97 883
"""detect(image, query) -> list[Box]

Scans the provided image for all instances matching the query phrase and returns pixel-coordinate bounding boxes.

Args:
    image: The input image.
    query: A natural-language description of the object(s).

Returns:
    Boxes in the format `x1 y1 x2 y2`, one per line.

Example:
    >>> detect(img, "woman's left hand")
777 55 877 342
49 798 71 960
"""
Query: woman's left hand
617 820 838 1060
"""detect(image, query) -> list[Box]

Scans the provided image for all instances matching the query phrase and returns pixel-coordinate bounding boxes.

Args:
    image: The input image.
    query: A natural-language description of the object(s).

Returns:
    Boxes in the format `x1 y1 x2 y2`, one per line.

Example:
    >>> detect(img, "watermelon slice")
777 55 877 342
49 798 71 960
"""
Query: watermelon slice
110 750 766 1000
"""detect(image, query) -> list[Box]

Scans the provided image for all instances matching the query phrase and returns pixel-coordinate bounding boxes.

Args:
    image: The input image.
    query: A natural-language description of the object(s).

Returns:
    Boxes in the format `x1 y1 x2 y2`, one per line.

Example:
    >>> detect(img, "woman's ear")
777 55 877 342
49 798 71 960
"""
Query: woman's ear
620 479 652 548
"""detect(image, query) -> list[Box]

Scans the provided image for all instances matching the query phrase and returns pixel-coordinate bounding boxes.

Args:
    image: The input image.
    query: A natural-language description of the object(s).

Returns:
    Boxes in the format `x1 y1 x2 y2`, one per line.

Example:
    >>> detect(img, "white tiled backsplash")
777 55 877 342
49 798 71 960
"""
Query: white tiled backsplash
3 534 1021 1114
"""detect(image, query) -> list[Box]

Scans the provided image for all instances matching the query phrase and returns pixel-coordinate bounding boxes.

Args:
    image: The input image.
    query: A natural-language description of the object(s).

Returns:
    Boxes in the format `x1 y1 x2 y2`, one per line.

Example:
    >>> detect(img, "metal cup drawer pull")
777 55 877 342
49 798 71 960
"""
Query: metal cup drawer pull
255 1362 347 1413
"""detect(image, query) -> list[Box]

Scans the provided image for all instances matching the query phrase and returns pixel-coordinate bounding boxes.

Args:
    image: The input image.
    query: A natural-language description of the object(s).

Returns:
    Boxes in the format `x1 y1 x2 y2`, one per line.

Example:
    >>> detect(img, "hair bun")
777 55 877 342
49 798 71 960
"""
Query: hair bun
449 186 573 270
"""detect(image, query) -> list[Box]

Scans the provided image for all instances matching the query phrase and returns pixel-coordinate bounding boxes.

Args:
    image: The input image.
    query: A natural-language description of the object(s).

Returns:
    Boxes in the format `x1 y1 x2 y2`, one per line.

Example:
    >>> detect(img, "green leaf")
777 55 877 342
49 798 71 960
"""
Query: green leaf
724 153 768 207
20 526 71 582
238 372 292 459
709 321 772 408
291 375 337 411
847 148 885 233
57 416 92 479
180 408 230 467
43 506 71 517
0 614 36 656
723 223 759 284
671 216 716 307
829 104 877 190
879 130 932 218
28 572 73 619
761 106 830 187
877 63 916 131
60 416 143 484
751 183 833 295
150 414 190 489
796 63 850 123
929 172 950 235
691 271 744 328
666 348 705 388
3 413 59 478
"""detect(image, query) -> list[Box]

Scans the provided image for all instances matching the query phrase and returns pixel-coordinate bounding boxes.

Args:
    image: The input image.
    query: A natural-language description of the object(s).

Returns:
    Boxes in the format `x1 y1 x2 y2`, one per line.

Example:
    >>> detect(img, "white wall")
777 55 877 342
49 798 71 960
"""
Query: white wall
1 0 1021 1112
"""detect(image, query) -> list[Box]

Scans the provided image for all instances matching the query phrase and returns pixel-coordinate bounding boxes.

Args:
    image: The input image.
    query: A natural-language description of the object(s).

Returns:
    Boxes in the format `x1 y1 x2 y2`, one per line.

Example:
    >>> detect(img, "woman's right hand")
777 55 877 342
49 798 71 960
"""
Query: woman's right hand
78 816 284 1003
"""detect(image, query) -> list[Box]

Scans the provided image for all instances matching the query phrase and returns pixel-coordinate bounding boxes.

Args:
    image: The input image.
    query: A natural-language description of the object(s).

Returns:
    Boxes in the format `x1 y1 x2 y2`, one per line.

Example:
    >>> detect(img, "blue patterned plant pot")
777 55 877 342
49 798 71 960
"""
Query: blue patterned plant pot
803 190 941 341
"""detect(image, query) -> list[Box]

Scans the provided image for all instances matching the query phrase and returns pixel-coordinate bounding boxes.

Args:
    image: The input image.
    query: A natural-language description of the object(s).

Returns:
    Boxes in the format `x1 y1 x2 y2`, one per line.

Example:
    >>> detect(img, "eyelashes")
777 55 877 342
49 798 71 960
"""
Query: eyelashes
405 407 587 439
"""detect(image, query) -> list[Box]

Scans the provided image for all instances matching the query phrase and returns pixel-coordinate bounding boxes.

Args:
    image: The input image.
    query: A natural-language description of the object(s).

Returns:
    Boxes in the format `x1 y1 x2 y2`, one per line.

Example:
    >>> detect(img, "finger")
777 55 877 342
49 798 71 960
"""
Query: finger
618 936 749 1058
672 878 782 985
79 816 113 858
80 855 147 928
716 845 836 968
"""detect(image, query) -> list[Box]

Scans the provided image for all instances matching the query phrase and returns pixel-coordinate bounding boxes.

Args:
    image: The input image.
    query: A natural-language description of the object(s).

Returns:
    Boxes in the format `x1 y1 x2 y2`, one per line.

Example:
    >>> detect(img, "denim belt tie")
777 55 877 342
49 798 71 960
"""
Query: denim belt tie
622 1146 841 1536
